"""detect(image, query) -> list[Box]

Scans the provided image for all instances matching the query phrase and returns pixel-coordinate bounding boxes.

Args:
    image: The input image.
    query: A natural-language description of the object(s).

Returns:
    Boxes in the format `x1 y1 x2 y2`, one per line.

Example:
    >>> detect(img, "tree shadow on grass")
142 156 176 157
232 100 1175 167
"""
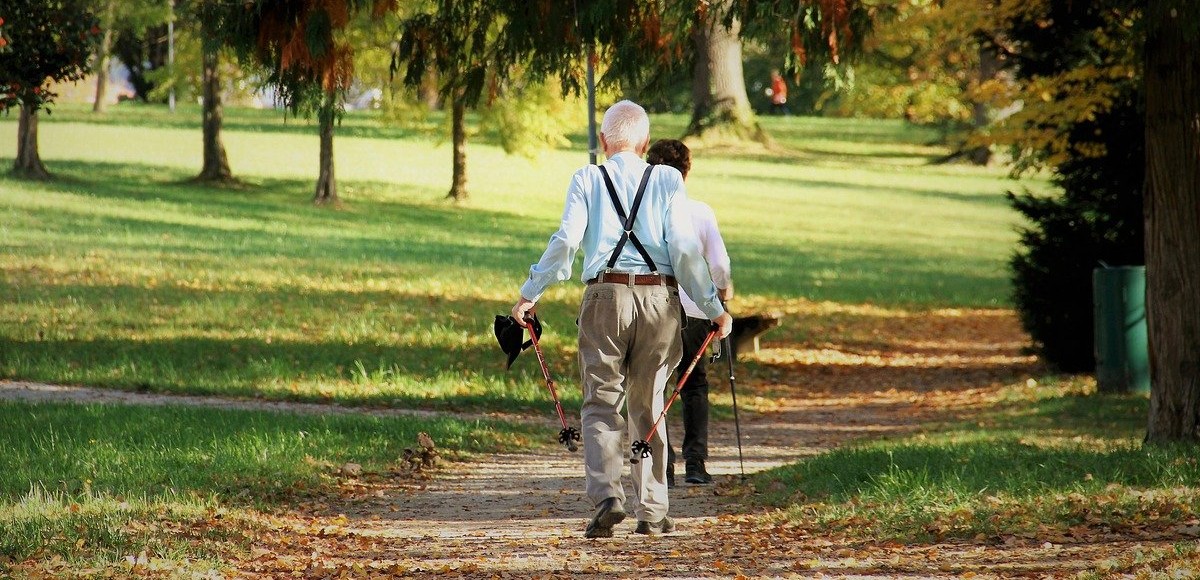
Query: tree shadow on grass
0 282 585 412
719 171 1011 208
729 238 1010 307
8 159 550 274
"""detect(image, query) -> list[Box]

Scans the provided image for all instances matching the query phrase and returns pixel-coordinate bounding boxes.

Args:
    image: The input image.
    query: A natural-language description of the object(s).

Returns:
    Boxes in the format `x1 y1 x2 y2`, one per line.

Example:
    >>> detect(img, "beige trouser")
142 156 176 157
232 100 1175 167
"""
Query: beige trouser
577 281 682 522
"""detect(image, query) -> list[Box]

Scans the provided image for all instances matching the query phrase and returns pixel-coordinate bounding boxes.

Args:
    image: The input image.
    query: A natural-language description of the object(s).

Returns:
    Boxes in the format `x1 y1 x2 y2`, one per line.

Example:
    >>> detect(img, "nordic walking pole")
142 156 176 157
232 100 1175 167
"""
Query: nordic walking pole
630 326 720 464
725 331 747 481
525 316 581 452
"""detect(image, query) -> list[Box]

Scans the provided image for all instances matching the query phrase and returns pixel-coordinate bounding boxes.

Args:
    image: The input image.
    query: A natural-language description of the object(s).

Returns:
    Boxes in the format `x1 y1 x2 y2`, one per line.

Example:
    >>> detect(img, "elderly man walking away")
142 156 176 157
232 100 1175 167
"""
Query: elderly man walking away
512 100 733 538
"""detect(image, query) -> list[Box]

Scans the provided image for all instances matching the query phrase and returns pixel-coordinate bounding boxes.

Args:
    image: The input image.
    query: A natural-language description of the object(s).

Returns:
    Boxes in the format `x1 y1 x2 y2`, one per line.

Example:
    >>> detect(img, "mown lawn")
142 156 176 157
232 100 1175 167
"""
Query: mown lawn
0 400 541 570
754 377 1200 577
0 103 1034 409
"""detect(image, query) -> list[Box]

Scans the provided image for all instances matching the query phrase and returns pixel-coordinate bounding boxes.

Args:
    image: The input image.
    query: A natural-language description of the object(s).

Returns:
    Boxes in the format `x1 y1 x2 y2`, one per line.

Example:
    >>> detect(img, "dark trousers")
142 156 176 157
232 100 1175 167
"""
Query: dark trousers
667 317 711 467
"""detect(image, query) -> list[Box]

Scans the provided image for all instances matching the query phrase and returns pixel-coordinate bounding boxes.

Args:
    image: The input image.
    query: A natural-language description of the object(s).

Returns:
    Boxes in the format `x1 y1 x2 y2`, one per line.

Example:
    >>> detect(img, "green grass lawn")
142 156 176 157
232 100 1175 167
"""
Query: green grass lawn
0 399 541 569
0 102 1039 409
756 377 1200 543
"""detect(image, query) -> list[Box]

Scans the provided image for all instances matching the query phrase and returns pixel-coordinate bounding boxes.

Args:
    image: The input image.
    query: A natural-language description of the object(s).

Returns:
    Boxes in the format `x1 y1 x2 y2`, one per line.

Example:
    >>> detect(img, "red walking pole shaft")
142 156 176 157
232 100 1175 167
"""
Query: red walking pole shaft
630 328 719 463
525 317 581 452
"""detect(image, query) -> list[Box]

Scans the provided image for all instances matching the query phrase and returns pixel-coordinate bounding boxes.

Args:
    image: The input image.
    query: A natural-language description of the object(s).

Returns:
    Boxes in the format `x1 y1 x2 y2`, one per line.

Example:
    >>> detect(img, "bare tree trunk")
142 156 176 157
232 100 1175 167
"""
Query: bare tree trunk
14 103 50 179
690 22 712 127
197 45 233 182
1144 2 1200 443
313 94 338 205
447 91 468 201
967 45 1001 166
685 0 767 144
421 69 441 110
93 0 117 113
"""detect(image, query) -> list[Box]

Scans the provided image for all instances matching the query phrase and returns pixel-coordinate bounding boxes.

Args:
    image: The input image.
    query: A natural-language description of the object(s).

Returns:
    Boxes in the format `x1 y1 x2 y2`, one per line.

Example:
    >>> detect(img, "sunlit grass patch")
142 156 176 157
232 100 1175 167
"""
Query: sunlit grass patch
0 488 238 575
0 399 548 572
0 401 541 504
755 380 1196 544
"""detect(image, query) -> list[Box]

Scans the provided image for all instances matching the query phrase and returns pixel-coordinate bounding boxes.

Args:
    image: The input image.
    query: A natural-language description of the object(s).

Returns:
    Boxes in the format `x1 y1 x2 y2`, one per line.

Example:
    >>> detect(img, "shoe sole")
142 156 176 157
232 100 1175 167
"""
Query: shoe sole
634 521 676 535
584 508 626 538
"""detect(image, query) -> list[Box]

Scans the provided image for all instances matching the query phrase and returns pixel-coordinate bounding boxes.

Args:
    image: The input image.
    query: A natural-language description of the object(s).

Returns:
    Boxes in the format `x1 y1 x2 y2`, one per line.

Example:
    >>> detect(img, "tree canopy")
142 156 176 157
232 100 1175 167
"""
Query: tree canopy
210 0 397 203
0 0 99 114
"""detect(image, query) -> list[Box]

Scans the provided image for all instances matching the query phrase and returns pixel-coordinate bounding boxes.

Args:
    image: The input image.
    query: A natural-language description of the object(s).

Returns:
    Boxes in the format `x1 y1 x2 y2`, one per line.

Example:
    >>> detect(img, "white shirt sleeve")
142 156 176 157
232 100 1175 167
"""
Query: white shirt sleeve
693 202 731 290
665 179 725 320
520 169 589 302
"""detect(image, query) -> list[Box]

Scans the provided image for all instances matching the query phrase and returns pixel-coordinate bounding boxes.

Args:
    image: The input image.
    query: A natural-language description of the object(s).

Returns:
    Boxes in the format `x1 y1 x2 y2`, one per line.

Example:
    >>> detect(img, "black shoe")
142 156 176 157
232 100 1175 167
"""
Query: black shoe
666 464 676 489
634 516 676 535
584 497 626 538
684 460 712 485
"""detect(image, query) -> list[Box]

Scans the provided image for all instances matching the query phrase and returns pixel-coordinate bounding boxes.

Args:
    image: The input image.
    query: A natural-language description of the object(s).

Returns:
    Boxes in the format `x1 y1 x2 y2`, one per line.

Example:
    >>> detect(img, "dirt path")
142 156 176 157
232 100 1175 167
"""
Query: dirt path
3 309 1173 578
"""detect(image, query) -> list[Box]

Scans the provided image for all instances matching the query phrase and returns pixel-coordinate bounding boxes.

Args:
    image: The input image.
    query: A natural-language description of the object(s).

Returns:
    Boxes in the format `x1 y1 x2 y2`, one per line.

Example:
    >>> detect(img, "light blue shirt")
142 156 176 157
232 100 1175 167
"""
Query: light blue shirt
520 152 726 320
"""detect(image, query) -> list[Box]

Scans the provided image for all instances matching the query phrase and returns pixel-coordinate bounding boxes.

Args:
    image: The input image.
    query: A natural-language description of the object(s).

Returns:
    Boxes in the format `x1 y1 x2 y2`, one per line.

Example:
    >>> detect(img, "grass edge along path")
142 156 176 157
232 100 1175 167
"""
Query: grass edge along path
0 399 545 575
748 380 1200 578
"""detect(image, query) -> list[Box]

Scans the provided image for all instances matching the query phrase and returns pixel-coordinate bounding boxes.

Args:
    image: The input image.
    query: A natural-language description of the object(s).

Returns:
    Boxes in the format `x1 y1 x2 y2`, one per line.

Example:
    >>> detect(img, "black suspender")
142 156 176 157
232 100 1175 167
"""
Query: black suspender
598 165 658 272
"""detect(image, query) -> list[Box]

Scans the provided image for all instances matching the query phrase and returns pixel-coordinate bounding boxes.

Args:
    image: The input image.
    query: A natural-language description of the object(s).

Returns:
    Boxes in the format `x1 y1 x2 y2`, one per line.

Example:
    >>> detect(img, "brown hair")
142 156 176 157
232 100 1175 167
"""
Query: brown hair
647 139 691 179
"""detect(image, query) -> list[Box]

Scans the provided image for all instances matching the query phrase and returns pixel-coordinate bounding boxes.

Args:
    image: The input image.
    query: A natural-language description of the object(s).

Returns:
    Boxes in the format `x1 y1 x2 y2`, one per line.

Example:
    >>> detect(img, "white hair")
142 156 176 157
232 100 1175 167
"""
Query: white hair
600 100 650 151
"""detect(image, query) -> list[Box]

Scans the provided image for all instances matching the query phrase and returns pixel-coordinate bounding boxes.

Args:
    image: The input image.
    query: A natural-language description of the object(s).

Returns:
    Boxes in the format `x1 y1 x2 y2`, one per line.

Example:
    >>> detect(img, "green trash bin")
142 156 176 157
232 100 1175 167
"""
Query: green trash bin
1093 265 1150 393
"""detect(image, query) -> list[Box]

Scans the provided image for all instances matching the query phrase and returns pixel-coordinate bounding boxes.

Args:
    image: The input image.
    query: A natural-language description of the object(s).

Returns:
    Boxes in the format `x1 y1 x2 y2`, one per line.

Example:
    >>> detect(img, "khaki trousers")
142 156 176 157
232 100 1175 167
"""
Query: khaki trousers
577 281 682 522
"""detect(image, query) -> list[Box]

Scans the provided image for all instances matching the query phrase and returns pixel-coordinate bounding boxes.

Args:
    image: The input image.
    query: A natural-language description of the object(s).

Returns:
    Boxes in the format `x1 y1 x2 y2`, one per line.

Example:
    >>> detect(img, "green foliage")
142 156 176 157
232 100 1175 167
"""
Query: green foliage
736 0 879 71
393 1 502 106
983 0 1141 172
819 0 978 125
999 1 1144 372
0 0 100 112
90 0 174 100
142 30 257 107
1007 103 1145 372
478 79 585 157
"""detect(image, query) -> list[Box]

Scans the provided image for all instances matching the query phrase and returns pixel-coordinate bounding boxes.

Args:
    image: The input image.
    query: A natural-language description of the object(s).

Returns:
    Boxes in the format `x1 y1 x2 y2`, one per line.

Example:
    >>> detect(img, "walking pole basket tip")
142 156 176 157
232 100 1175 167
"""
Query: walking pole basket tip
630 325 720 464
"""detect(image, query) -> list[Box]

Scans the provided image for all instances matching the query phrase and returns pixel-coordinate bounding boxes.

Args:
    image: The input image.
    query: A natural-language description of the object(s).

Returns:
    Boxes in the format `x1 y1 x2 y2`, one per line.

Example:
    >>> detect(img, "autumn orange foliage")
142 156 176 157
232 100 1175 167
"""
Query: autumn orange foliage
251 0 378 93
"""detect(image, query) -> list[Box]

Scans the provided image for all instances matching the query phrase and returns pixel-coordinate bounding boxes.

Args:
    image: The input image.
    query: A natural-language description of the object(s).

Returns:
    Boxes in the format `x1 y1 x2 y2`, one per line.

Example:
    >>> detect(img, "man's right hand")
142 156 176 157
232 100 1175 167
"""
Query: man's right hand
713 312 733 339
512 298 536 327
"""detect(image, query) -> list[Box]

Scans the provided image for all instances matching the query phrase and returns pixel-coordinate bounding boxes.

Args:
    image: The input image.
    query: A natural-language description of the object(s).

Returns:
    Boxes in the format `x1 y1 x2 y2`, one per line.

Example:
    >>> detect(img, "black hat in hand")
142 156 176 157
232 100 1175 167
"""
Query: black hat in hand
493 314 542 369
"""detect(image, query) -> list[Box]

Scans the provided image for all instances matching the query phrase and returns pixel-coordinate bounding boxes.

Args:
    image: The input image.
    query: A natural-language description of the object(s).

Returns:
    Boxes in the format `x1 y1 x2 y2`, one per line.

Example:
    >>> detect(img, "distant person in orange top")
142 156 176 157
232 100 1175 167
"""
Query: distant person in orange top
768 70 788 116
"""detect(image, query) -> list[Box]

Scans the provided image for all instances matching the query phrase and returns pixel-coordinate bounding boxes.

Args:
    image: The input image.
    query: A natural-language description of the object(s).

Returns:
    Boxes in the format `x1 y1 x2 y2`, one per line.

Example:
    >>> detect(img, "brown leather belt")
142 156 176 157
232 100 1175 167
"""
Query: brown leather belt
587 272 677 287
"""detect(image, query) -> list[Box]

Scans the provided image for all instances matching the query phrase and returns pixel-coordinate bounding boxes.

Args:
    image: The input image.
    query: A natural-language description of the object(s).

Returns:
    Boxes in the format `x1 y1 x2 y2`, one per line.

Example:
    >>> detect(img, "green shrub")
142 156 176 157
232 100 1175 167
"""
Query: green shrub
1007 91 1144 372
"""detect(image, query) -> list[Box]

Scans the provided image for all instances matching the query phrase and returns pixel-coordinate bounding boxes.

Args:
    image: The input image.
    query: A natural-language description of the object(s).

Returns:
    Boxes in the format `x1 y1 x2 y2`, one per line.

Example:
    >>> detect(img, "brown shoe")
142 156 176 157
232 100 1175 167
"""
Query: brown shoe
634 516 676 535
584 497 626 538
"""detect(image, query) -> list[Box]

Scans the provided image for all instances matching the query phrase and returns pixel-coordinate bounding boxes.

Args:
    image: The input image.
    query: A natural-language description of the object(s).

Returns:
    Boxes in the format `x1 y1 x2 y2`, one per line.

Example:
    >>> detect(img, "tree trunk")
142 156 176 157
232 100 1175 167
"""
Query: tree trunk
14 103 50 179
92 0 117 113
967 45 1001 166
1143 1 1200 443
690 22 713 128
447 91 468 201
421 69 441 110
313 94 338 205
685 0 767 144
196 45 234 182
